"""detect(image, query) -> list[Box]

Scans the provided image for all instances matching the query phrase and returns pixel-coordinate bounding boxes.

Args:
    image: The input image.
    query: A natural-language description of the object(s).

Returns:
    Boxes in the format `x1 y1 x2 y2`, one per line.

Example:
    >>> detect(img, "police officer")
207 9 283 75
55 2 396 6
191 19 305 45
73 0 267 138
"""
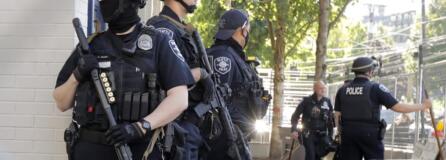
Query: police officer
206 9 270 160
146 0 215 159
290 81 334 160
334 57 432 159
52 0 195 159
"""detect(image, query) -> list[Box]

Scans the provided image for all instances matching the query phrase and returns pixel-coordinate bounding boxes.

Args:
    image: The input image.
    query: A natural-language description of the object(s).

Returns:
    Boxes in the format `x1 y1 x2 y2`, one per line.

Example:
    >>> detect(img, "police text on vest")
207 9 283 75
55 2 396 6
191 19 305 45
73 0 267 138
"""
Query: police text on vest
346 87 363 95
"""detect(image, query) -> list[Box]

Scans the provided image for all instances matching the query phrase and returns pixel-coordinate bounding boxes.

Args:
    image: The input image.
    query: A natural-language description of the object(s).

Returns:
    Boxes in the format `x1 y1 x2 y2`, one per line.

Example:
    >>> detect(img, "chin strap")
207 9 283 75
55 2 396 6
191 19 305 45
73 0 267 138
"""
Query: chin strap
175 0 197 13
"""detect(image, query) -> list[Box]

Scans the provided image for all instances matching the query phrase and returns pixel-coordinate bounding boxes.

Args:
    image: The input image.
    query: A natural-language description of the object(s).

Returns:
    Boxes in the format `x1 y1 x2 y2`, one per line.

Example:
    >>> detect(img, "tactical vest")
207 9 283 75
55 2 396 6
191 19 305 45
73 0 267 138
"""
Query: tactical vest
339 81 380 124
208 45 269 120
301 97 332 131
73 24 164 131
147 15 206 104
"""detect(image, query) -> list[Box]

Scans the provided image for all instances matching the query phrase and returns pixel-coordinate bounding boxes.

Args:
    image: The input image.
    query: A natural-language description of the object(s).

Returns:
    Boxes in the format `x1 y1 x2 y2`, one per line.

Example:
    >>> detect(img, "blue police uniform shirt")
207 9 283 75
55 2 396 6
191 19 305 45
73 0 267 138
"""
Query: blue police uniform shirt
208 38 252 131
209 39 246 89
334 77 399 112
146 6 200 68
55 22 195 91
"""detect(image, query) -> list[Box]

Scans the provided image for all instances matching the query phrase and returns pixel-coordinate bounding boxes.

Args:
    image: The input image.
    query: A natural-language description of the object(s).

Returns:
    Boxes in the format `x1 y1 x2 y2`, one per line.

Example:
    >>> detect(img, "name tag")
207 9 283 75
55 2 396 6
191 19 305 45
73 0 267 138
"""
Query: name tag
98 61 111 69
346 87 363 95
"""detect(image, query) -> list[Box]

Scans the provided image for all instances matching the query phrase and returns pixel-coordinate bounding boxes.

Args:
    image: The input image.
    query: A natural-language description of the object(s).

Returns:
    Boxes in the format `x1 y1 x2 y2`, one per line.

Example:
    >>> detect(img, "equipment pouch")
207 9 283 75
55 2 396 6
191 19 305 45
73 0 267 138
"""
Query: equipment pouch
378 119 387 140
73 82 96 125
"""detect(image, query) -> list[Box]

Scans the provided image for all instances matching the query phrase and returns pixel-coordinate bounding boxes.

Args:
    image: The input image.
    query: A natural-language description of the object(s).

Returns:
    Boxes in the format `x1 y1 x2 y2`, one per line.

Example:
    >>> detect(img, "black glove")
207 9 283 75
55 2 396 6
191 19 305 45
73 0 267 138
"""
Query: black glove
201 76 215 103
73 54 98 82
105 122 144 145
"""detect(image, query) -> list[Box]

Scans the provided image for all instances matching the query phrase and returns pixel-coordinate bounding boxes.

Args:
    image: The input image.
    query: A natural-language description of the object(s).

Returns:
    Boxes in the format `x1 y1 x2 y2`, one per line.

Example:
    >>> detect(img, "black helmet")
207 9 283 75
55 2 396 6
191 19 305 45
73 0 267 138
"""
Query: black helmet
351 57 378 73
99 0 146 22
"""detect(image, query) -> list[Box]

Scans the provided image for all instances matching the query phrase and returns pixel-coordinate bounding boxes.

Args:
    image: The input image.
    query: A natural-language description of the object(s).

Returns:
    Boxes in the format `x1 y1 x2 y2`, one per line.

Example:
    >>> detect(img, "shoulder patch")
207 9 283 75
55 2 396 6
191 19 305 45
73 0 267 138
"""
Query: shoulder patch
156 27 174 39
379 84 390 93
168 40 185 62
137 34 153 51
214 56 231 75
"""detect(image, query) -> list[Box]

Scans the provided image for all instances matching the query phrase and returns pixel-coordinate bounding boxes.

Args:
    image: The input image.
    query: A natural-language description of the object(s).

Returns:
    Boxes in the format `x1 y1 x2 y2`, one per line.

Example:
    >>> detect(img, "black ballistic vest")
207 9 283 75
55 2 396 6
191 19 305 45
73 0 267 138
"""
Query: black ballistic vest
339 81 381 124
73 25 164 130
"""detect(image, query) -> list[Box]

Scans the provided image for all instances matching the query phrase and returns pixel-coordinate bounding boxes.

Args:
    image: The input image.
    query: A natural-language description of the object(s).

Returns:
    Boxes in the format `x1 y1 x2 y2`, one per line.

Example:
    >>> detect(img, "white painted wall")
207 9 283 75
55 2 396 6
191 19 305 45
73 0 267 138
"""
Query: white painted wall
0 0 161 159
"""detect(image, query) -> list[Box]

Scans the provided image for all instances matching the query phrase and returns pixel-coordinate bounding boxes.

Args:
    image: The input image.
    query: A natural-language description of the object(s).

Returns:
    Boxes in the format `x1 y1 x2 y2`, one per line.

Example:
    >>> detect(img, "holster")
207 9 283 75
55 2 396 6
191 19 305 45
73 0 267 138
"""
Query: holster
378 119 387 140
163 122 187 160
64 122 79 160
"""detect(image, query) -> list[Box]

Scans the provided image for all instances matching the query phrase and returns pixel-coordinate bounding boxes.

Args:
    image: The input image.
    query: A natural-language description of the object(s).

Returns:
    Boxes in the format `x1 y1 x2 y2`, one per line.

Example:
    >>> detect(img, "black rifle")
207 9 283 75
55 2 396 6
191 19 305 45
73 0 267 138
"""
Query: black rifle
72 18 133 160
192 30 250 160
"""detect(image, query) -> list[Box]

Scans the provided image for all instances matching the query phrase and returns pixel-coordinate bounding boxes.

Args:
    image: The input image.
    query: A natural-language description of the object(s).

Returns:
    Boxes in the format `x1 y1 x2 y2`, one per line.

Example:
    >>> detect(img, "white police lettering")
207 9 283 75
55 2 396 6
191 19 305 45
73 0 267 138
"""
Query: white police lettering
346 87 363 95
379 84 390 93
168 40 185 62
156 28 174 39
137 34 153 51
214 56 231 75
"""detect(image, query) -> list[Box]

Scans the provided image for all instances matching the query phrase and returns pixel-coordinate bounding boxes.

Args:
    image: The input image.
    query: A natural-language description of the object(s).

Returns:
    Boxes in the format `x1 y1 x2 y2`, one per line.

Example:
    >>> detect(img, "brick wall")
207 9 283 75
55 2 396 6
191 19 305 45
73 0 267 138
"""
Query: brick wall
0 0 162 159
0 0 86 159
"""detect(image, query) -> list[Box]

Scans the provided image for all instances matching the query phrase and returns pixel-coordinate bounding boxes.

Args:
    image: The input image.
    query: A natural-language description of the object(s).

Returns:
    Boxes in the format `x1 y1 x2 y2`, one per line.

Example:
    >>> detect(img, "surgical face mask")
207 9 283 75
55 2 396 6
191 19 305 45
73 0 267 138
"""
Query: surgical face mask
244 33 249 48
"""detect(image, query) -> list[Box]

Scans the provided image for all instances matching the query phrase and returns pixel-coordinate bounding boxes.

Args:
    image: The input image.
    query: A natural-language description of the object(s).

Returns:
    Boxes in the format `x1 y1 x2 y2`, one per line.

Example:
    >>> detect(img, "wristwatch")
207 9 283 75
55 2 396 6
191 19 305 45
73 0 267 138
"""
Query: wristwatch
139 119 151 132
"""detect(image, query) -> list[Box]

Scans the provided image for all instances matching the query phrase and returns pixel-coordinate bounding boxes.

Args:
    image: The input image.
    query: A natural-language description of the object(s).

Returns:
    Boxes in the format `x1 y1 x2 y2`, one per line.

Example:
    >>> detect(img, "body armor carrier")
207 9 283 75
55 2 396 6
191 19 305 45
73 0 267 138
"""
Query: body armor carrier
339 81 381 124
73 25 165 131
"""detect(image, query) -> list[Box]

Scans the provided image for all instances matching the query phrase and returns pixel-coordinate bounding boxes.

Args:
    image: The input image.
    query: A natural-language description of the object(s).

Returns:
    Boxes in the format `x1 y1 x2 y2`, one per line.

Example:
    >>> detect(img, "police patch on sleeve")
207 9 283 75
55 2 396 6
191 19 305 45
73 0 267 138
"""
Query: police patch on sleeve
379 84 390 93
156 28 174 39
168 40 185 62
137 34 153 51
214 56 231 75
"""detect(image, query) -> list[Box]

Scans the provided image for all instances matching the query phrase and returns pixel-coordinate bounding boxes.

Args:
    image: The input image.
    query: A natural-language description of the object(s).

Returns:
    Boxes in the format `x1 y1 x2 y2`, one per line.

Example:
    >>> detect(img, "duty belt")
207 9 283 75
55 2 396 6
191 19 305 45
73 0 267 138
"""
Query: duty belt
341 120 380 128
305 129 327 135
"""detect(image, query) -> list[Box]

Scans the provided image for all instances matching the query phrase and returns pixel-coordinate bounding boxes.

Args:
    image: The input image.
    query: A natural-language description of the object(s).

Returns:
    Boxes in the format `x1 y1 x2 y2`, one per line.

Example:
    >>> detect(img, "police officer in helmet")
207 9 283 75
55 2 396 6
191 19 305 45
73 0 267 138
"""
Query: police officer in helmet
146 0 215 159
291 81 335 160
334 57 432 159
53 0 195 159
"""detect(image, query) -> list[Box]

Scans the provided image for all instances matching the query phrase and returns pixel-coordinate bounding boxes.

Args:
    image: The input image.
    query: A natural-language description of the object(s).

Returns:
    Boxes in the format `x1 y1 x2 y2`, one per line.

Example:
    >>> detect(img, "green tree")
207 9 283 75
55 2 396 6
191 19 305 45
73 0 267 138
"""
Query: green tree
427 0 446 38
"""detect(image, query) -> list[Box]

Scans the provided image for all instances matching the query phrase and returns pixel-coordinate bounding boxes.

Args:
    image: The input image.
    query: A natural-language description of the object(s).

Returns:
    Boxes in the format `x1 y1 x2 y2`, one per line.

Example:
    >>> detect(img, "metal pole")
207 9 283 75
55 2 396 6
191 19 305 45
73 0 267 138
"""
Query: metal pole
416 0 427 143
391 78 398 159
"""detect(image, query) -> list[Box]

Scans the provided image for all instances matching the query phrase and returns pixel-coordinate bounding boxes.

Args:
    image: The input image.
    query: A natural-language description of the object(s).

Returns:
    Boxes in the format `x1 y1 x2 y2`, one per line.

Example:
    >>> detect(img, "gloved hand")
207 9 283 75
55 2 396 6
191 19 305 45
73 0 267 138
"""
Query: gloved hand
105 122 144 145
73 54 98 82
201 76 215 103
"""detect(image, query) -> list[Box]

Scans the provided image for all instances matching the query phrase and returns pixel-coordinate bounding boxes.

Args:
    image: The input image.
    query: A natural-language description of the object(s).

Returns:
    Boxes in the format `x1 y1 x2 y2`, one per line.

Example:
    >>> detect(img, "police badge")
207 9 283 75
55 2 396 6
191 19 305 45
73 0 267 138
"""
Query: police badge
214 56 231 75
137 34 153 51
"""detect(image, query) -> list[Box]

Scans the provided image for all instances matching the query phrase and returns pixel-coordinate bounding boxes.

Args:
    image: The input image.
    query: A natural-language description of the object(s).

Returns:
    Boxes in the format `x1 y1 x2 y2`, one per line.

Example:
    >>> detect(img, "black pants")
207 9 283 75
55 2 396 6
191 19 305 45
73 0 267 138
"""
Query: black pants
302 132 330 160
178 120 203 160
204 125 251 160
72 140 162 160
339 125 383 160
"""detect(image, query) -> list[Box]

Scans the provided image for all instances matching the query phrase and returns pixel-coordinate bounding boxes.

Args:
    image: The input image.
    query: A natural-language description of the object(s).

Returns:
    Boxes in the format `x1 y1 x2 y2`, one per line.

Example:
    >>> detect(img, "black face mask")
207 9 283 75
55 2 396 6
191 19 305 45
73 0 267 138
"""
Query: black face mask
243 32 249 49
100 0 141 33
176 0 197 13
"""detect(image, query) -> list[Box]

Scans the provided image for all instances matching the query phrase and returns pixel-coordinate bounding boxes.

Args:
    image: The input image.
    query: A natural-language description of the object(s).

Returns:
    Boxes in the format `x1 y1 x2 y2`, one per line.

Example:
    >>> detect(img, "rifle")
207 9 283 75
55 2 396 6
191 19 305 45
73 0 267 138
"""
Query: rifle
191 30 250 160
72 18 133 160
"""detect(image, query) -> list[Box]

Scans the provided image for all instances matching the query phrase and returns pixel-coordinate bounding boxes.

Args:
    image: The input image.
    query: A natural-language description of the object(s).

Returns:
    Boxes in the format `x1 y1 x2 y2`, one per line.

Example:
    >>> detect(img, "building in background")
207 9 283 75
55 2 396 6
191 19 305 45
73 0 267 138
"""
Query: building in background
0 0 161 159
